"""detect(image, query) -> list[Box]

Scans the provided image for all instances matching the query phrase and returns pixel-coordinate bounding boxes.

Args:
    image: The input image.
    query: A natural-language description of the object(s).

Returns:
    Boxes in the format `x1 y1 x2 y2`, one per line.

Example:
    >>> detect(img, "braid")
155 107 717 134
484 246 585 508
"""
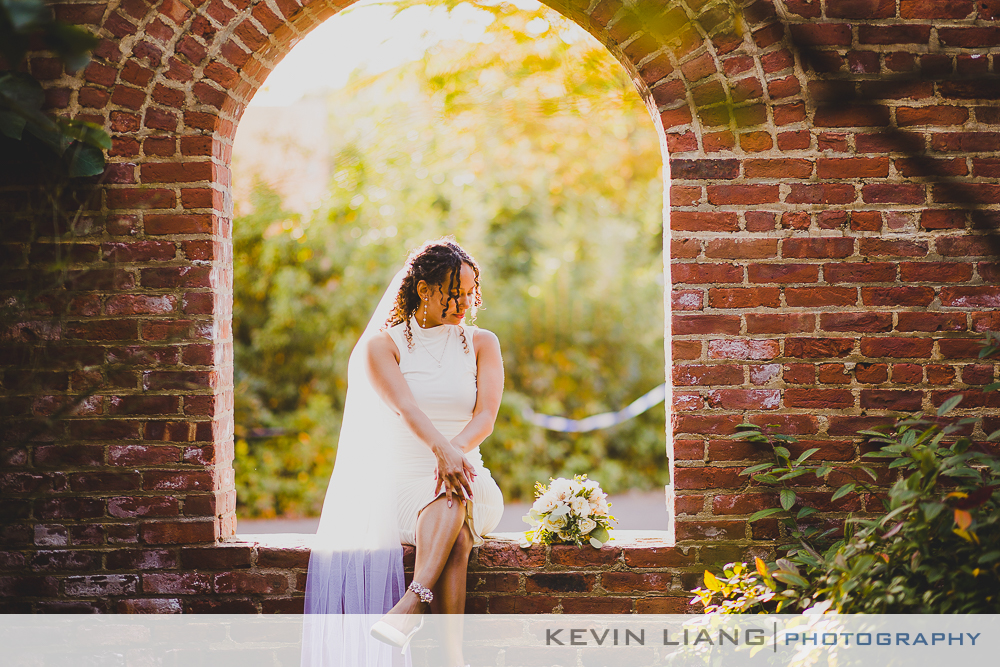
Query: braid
384 237 482 352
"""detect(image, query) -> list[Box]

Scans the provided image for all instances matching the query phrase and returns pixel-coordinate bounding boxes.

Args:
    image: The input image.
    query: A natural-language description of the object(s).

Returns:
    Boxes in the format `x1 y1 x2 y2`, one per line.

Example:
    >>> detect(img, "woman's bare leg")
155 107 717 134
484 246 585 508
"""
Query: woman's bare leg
432 523 474 666
381 495 466 632
431 523 473 614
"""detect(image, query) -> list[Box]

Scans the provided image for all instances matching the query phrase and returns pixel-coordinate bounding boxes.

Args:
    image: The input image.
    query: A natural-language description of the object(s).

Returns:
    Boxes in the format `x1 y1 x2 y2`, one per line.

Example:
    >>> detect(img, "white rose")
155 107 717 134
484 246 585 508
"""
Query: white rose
533 495 558 513
592 499 610 516
549 478 572 500
569 497 590 517
545 514 568 531
579 518 597 534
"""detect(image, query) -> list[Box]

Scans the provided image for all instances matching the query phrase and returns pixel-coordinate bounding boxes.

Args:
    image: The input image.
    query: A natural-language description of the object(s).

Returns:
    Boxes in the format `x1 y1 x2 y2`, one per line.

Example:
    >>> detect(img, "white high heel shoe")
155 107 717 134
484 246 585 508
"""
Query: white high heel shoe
370 580 434 654
369 615 425 654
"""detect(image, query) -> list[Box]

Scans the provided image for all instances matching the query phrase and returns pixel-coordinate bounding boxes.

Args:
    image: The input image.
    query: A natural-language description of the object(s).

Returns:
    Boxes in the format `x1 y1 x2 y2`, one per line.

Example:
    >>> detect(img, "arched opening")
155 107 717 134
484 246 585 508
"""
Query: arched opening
226 0 674 539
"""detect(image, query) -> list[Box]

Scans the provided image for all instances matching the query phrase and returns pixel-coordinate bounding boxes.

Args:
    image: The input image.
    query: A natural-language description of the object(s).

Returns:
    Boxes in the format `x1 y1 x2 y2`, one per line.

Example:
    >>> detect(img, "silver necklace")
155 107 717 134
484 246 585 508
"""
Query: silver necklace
414 324 450 367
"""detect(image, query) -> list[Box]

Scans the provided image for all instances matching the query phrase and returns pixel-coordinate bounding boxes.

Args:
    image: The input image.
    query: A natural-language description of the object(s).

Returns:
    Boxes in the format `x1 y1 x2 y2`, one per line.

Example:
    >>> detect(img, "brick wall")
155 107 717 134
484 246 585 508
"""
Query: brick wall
1 0 998 612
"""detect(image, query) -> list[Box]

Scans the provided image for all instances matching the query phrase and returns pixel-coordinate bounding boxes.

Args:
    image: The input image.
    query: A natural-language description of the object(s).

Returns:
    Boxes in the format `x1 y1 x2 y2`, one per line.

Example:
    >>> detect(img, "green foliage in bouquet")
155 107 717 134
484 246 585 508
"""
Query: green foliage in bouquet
693 334 1000 613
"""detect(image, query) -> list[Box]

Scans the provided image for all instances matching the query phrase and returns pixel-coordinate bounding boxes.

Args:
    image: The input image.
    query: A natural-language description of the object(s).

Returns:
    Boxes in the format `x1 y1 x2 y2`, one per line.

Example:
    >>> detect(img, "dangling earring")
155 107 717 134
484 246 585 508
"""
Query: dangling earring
422 299 427 328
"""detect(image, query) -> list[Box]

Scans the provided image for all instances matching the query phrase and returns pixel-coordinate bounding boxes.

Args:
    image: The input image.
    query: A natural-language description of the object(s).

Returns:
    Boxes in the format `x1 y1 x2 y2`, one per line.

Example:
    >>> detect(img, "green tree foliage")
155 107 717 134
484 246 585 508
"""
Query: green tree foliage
233 2 667 517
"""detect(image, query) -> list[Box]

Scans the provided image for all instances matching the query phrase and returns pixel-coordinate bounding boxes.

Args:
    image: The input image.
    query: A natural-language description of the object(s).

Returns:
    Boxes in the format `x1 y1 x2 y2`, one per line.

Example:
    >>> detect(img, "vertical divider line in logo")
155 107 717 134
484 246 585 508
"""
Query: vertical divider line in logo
773 621 778 652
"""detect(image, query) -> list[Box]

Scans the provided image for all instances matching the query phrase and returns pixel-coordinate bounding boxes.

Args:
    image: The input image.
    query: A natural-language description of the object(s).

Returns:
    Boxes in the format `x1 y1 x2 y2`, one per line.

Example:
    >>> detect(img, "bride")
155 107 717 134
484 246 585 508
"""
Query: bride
302 238 505 667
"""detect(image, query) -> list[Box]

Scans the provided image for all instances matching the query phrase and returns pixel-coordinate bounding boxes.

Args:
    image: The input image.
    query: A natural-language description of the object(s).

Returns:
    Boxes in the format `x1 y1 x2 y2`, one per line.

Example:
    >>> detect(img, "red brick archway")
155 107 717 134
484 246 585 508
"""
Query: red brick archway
3 0 1000 612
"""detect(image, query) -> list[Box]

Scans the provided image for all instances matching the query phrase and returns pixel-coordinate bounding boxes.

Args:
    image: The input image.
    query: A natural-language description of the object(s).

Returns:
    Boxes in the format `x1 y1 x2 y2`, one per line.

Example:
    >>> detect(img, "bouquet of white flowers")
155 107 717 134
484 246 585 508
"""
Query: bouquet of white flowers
520 474 616 548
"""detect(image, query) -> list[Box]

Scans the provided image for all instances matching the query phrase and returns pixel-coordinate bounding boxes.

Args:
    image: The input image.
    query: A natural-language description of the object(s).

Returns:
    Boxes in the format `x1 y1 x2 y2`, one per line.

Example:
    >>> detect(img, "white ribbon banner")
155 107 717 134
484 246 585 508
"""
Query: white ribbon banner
522 383 667 432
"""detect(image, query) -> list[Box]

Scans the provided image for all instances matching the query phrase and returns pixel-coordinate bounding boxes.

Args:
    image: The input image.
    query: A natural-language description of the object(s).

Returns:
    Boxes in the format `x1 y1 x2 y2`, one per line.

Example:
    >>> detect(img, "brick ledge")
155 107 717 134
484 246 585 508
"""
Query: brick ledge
227 530 674 550
211 530 699 613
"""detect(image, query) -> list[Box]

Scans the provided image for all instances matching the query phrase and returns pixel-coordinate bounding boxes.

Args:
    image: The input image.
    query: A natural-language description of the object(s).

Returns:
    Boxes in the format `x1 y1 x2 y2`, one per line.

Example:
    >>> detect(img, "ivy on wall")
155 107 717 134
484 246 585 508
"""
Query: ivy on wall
1 0 109 177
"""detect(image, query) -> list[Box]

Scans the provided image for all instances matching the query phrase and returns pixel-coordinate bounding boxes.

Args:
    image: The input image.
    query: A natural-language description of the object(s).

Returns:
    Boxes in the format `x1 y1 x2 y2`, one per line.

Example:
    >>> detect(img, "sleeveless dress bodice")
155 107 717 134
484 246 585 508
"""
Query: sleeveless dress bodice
383 318 504 546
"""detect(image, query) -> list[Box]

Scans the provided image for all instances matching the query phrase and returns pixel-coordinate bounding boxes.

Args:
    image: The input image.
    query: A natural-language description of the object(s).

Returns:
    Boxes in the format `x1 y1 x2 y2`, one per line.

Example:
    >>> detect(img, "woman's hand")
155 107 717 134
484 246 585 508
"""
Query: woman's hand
432 443 475 508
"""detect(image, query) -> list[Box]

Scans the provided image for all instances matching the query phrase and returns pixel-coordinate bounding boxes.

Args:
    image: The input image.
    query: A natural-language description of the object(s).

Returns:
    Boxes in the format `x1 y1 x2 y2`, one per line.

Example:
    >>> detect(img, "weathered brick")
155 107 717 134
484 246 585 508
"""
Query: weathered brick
673 315 741 335
861 390 923 411
601 572 672 592
709 287 780 308
706 185 780 205
901 0 974 19
939 339 989 359
936 236 995 257
705 239 777 259
823 262 896 283
860 337 935 359
671 211 739 232
672 263 743 284
672 365 744 386
785 287 857 307
748 264 819 284
817 157 889 179
861 286 935 307
785 338 854 358
64 575 138 596
782 238 854 259
139 521 215 545
745 313 813 334
892 364 924 384
785 389 853 409
859 25 932 44
818 363 851 384
707 339 780 360
821 312 892 333
704 389 781 410
941 286 1000 308
674 414 745 435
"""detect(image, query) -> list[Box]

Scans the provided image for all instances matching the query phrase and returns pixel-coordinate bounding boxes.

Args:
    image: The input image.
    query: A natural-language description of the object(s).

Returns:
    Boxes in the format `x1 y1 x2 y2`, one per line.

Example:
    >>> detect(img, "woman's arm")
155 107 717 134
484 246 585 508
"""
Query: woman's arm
451 328 504 454
365 331 474 504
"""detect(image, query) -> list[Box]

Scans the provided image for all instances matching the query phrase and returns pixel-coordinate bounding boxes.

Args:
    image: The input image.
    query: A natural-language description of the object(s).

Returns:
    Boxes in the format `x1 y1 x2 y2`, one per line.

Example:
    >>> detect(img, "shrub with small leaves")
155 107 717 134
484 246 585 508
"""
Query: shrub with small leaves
690 559 779 614
694 333 1000 613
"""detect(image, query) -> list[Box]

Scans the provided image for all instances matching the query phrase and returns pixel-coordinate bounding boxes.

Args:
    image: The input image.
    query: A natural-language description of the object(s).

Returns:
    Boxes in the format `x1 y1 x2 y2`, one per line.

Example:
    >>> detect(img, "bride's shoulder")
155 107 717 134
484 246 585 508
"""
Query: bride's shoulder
368 328 401 359
469 326 500 349
384 319 406 332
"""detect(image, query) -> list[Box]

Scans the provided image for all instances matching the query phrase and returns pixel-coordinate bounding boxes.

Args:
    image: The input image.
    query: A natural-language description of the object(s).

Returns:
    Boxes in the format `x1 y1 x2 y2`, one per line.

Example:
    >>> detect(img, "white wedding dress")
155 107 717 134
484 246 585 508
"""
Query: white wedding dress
302 277 503 666
386 317 504 546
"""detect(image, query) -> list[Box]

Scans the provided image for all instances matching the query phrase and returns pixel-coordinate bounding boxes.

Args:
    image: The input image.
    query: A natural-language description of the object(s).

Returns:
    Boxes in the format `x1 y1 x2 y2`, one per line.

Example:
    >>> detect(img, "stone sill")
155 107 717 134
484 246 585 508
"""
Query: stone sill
215 530 696 613
223 530 689 573
228 530 674 550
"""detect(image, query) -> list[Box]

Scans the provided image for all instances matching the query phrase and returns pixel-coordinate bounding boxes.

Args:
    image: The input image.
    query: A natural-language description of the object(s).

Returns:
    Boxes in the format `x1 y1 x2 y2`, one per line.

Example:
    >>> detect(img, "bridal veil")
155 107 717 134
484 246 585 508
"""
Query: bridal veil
301 269 408 666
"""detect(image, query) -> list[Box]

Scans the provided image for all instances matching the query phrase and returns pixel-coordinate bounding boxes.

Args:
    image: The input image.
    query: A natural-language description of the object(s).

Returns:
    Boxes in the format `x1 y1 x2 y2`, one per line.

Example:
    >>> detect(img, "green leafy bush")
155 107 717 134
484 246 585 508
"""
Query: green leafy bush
693 338 1000 613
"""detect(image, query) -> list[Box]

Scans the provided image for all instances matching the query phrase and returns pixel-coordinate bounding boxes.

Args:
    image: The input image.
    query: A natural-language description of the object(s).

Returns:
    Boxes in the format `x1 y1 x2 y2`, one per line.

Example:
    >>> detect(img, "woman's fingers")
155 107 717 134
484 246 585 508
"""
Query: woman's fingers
453 468 473 501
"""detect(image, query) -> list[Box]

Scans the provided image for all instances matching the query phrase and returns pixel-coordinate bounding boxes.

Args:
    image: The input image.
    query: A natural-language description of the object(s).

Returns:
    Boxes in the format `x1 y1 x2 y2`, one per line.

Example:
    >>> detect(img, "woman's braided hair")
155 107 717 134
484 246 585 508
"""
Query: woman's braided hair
384 238 482 352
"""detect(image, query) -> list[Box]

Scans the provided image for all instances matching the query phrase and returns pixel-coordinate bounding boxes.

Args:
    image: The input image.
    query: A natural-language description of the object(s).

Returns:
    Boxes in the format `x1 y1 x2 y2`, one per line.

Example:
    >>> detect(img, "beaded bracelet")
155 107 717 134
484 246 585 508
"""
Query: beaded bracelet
408 580 434 604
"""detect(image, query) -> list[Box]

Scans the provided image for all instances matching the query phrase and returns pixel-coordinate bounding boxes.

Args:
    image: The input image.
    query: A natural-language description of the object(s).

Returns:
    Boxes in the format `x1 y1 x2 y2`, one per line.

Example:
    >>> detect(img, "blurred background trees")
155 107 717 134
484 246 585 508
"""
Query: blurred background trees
232 0 667 518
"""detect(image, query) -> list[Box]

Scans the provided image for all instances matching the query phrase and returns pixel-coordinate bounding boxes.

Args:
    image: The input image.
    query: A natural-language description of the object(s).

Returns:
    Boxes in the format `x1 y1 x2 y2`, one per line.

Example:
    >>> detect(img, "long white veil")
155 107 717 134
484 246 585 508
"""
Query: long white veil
302 268 408 666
